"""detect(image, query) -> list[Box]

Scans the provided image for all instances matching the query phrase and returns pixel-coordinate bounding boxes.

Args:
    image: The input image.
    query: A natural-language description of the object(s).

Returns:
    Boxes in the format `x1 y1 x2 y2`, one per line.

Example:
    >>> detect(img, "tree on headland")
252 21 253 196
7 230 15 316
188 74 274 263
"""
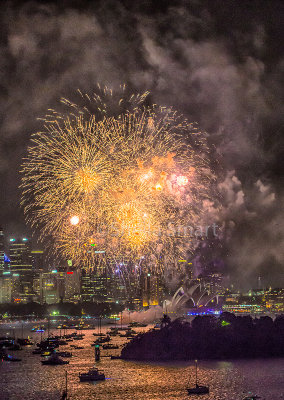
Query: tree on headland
121 313 284 361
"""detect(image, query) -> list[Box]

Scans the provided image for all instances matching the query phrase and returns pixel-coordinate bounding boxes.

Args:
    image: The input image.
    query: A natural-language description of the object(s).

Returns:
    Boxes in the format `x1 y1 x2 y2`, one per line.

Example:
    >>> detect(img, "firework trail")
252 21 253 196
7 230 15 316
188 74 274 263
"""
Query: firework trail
21 86 214 275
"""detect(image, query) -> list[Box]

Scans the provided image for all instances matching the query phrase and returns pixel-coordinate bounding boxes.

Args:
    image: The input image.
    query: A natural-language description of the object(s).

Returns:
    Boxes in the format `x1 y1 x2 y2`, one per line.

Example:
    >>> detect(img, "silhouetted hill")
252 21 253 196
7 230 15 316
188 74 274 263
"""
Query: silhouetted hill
121 313 284 361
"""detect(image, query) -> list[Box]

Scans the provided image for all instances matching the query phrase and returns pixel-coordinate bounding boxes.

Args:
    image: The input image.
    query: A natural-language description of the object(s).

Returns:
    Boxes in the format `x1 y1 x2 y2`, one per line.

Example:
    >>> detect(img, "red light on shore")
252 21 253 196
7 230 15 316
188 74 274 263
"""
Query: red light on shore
67 271 73 275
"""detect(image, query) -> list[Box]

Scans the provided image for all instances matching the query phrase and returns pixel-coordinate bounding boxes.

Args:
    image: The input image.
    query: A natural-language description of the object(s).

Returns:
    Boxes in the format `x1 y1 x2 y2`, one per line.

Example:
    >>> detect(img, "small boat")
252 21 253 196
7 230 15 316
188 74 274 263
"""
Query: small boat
60 370 69 400
128 322 147 327
58 340 68 345
1 354 22 362
71 333 85 338
32 348 42 354
98 335 111 343
187 385 209 395
79 367 105 382
41 350 53 357
17 338 33 346
186 360 209 395
57 351 72 358
242 395 261 400
102 344 119 350
41 353 69 365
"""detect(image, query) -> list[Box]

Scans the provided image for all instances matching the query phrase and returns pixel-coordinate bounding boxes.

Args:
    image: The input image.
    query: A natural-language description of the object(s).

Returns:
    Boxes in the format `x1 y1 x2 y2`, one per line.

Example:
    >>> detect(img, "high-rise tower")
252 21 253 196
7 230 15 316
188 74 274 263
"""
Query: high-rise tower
9 237 33 302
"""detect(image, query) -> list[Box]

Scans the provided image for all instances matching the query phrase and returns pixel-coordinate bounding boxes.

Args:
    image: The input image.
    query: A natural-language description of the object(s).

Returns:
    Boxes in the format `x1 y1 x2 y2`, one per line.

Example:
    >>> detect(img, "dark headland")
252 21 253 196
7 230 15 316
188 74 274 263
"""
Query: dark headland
121 313 284 361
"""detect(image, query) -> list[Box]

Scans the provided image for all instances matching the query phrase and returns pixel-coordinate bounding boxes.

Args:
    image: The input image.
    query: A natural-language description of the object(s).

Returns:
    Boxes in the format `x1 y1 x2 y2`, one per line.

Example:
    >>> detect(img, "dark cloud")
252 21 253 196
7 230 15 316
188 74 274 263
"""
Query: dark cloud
0 0 283 287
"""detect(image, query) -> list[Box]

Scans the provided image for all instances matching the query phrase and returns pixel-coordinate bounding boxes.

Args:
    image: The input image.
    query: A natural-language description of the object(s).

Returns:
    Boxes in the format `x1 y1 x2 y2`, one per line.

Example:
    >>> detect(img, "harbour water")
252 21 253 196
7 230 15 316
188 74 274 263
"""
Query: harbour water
0 324 284 400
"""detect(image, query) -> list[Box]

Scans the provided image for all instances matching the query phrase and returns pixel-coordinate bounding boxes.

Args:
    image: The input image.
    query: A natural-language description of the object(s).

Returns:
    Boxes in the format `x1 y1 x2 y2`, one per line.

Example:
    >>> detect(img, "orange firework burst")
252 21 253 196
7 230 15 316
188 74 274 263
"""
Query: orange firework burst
21 87 214 272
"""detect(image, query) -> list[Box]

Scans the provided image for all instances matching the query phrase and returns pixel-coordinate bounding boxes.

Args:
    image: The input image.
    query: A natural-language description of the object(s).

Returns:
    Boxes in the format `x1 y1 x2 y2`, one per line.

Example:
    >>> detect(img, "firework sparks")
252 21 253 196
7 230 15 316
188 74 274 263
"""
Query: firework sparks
21 87 214 273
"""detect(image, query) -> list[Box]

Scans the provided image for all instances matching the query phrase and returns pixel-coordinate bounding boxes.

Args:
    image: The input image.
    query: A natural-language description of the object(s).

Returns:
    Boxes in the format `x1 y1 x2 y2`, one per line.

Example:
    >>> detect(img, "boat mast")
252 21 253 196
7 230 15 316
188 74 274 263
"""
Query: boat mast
65 370 68 398
195 359 198 386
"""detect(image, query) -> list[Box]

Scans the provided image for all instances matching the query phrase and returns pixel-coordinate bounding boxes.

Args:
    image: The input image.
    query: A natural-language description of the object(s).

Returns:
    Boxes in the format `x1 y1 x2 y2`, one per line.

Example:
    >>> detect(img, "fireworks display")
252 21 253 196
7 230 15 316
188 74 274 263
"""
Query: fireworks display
21 87 214 274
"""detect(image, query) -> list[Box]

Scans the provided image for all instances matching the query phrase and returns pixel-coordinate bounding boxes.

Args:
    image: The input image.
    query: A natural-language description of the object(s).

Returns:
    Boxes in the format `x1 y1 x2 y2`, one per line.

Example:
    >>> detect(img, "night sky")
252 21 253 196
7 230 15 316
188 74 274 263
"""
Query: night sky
0 0 283 288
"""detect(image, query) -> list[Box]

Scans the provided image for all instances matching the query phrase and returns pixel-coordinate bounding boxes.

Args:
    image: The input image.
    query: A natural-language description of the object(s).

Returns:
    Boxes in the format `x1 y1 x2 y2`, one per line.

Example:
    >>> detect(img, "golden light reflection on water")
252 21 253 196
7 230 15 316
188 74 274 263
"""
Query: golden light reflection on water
0 325 283 400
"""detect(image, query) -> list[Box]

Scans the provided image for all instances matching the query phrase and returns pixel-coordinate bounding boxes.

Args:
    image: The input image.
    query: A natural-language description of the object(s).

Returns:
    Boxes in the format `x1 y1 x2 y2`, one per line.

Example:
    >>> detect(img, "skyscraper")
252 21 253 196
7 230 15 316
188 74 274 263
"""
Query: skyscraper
9 237 33 302
65 269 81 302
142 273 164 307
81 268 109 302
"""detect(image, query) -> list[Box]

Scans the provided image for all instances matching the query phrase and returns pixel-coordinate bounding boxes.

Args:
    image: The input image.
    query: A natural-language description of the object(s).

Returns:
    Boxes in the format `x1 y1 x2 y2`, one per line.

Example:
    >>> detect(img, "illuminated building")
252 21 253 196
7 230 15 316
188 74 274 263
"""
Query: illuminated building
0 228 4 272
81 268 109 302
39 271 59 304
9 237 34 302
0 271 20 303
31 249 45 273
222 303 266 314
81 268 94 301
36 270 65 304
142 273 163 307
265 288 284 312
0 273 12 303
65 269 81 302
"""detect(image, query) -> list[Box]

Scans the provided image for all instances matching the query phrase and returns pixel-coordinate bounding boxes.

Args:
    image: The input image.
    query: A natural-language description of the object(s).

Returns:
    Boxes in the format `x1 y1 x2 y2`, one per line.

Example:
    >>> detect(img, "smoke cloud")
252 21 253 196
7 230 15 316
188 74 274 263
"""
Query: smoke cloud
0 1 283 288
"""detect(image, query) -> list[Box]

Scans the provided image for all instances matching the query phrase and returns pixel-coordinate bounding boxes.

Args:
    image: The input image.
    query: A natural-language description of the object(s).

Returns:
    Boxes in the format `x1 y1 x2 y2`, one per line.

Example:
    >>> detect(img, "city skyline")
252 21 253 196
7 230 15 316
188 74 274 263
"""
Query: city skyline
0 1 283 291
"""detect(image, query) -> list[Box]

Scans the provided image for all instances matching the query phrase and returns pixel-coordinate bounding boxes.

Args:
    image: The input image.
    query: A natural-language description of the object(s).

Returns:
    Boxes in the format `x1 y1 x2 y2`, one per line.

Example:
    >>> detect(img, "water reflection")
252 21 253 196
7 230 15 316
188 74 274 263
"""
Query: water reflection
0 326 283 399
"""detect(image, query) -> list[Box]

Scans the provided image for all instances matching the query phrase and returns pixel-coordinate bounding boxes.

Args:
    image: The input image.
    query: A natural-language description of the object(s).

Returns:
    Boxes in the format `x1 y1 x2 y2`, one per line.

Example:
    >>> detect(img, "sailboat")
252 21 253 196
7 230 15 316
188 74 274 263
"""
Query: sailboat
186 360 209 395
60 371 69 400
78 344 106 382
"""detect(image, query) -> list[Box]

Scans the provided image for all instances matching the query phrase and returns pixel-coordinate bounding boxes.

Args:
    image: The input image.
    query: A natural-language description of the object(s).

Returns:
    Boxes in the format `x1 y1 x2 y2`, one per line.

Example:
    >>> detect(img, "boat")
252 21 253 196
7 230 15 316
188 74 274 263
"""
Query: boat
71 333 85 338
187 385 209 395
72 336 83 340
92 335 111 344
79 367 105 382
1 353 22 362
186 360 209 395
32 348 42 354
41 353 69 365
60 370 69 400
242 395 261 400
128 322 147 328
102 344 119 350
57 351 72 358
17 338 33 346
41 350 53 357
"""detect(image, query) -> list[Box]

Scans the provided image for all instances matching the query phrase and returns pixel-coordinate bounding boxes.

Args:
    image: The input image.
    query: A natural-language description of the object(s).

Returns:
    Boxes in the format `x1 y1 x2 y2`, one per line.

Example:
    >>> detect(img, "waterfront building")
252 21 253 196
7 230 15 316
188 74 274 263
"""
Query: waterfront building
265 288 284 313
